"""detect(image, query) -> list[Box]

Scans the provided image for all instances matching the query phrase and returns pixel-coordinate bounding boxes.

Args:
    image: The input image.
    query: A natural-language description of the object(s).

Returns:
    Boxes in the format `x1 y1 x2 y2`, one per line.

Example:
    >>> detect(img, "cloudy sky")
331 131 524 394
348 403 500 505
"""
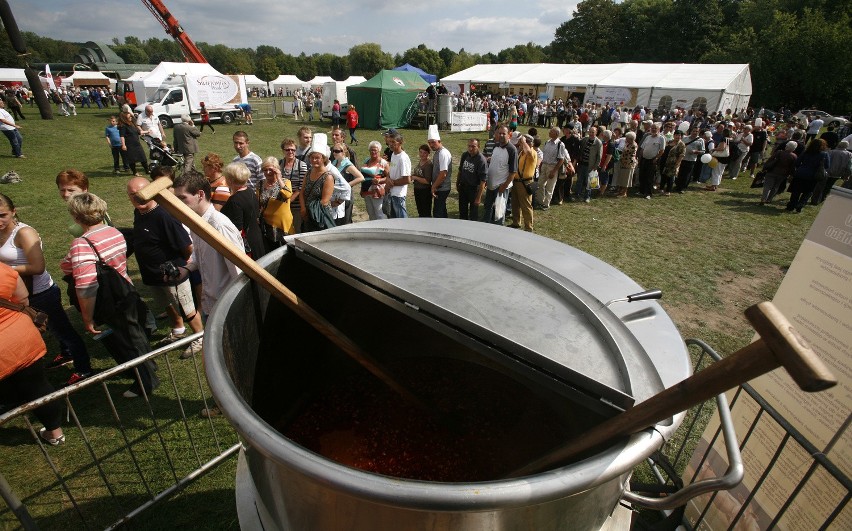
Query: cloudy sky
10 0 580 56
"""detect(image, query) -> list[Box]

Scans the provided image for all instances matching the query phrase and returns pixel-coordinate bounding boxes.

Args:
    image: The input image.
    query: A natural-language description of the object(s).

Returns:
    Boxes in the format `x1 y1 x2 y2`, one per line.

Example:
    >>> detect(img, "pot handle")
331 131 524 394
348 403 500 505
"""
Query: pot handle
622 389 743 510
605 289 662 307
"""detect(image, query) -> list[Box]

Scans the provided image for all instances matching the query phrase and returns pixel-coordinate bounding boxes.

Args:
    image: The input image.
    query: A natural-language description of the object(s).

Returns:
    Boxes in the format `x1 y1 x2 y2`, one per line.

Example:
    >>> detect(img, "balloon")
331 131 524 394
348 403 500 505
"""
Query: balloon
708 157 719 168
754 118 763 127
678 121 690 133
700 153 712 164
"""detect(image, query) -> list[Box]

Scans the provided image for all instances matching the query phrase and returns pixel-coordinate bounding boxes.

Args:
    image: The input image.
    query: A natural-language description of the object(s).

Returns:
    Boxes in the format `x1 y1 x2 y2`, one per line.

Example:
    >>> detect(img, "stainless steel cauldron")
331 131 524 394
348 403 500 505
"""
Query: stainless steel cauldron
205 220 698 530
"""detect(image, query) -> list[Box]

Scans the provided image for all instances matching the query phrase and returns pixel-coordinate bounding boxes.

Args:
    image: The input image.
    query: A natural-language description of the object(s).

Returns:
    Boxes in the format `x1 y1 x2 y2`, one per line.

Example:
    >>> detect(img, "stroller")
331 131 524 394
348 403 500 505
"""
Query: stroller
145 136 181 174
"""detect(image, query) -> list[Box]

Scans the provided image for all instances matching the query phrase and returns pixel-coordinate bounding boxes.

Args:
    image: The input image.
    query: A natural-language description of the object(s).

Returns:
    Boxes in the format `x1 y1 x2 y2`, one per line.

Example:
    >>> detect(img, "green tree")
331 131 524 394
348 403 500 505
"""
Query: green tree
438 47 456 72
550 0 620 63
347 43 393 77
400 44 444 78
255 56 279 85
497 43 546 64
447 49 478 76
111 44 149 64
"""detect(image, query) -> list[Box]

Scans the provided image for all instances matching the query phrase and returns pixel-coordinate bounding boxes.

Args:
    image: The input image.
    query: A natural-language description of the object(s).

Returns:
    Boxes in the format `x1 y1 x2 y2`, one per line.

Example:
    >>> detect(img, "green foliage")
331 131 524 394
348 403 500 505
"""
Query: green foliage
496 42 547 64
347 43 394 78
254 56 279 83
111 43 149 65
401 44 445 78
550 0 621 63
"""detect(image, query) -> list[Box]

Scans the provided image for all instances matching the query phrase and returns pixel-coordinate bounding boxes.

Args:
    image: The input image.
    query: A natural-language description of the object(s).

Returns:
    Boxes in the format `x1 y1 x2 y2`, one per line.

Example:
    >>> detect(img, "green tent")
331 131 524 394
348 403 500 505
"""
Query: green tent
347 70 429 130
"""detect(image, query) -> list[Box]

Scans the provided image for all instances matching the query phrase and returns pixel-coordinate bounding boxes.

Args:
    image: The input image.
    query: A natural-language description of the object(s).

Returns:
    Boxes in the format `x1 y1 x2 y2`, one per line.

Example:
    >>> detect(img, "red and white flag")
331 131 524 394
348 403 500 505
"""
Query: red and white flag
44 64 57 91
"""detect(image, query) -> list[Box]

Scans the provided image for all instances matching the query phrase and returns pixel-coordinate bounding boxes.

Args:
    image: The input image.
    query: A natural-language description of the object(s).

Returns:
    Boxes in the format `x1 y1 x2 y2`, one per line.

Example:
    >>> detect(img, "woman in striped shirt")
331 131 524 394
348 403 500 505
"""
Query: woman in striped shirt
60 193 159 399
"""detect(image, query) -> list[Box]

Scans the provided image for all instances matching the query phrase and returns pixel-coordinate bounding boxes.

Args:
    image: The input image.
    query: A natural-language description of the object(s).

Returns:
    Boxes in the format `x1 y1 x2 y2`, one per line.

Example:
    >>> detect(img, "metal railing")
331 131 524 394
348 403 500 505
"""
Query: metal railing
0 333 240 530
639 338 850 530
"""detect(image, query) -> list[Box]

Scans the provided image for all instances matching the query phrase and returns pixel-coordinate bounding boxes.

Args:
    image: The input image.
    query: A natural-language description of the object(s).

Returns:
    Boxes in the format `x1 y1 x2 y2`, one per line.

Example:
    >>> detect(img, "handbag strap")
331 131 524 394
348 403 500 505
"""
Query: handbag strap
81 236 106 264
0 296 26 312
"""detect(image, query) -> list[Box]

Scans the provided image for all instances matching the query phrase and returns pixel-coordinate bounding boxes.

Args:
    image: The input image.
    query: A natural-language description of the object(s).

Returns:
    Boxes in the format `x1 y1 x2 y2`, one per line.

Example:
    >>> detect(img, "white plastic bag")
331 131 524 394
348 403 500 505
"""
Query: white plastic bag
494 192 507 220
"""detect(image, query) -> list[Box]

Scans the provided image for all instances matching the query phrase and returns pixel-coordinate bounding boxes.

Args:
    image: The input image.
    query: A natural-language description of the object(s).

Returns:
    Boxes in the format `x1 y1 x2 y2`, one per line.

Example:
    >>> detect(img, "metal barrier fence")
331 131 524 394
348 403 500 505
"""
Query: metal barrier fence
0 333 241 530
642 339 850 530
240 101 276 123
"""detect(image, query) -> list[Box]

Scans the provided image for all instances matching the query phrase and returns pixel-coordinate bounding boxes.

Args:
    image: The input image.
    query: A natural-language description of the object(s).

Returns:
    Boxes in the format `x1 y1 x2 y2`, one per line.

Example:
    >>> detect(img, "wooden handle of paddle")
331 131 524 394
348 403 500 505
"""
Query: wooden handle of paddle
136 177 430 409
507 302 836 478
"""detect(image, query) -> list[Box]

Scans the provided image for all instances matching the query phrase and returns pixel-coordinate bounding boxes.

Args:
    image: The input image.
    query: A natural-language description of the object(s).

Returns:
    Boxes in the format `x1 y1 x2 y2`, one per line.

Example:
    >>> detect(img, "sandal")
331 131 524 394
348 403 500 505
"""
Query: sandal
704 185 717 191
39 427 66 446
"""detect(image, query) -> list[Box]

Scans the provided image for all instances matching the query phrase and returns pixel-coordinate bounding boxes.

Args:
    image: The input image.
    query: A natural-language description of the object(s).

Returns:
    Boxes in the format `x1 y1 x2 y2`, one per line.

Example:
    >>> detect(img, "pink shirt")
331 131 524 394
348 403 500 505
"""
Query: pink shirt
61 225 130 296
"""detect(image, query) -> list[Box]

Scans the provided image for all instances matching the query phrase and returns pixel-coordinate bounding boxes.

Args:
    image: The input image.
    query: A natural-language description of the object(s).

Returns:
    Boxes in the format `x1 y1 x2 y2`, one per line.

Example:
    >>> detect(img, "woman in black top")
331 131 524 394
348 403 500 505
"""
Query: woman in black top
221 162 265 259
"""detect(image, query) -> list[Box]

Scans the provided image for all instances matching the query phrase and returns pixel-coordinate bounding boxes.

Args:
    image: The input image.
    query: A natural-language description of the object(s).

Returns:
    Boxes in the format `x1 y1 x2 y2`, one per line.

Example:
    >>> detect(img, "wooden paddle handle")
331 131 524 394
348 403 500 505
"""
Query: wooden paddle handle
136 177 430 408
507 302 836 477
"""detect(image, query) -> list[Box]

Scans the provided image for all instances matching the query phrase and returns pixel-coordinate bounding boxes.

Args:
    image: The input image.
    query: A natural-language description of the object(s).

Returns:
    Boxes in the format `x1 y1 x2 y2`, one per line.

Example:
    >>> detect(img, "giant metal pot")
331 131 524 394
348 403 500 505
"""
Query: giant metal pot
205 220 692 530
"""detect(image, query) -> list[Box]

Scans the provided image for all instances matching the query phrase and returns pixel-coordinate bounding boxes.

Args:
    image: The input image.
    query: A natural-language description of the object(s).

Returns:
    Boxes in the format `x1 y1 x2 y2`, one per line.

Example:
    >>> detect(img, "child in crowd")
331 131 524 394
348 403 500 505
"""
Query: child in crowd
104 116 128 174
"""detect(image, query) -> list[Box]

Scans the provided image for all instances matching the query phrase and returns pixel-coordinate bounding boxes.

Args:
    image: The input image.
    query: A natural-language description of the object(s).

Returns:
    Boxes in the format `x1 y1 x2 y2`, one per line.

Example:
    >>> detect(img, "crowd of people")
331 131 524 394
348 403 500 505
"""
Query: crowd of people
2 92 852 443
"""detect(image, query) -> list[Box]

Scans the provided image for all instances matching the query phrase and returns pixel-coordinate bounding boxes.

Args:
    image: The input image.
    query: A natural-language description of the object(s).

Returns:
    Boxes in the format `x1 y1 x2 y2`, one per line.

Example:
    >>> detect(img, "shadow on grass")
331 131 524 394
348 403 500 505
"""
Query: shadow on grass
23 487 238 530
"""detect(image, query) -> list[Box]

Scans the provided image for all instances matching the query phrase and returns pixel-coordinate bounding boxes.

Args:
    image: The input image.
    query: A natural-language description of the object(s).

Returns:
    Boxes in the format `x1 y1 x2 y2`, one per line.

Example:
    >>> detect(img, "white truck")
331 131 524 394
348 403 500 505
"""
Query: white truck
320 80 363 119
135 73 248 129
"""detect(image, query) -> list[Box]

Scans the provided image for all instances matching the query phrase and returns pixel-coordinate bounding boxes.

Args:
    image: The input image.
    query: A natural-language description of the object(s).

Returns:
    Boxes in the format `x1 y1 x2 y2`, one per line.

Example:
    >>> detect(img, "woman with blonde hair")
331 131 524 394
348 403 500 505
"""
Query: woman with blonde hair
221 162 265 259
359 141 389 220
258 156 293 252
300 137 335 232
201 153 230 210
330 141 364 225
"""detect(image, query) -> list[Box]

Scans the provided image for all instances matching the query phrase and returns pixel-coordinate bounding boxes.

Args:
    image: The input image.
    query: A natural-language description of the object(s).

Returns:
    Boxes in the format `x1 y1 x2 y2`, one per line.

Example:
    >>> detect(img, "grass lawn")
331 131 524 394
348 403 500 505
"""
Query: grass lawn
0 101 822 528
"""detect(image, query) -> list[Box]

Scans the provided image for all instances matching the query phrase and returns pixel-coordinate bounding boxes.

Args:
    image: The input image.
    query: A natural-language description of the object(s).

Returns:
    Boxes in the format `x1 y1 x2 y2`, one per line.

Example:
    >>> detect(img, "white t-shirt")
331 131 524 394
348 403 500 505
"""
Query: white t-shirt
0 108 16 131
190 205 243 315
136 113 162 141
389 150 412 198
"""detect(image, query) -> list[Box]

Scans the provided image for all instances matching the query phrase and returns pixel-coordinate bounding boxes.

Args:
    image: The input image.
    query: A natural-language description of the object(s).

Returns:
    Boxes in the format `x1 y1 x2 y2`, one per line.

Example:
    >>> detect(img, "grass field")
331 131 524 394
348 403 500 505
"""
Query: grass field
0 100 823 528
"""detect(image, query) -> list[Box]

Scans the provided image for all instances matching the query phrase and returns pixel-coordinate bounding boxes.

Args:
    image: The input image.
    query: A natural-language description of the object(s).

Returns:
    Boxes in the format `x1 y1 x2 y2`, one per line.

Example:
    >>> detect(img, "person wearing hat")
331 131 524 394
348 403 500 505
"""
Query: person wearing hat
426 125 453 218
300 133 336 231
173 114 201 171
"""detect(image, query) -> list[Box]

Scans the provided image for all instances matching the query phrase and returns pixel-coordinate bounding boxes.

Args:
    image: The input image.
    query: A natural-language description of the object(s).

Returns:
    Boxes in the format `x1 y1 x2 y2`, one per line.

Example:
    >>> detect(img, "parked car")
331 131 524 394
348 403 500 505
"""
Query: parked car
794 109 847 128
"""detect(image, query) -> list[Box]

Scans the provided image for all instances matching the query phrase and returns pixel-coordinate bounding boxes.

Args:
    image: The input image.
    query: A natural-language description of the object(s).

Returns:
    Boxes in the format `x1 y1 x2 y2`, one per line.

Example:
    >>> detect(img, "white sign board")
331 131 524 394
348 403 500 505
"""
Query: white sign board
449 112 487 132
186 74 242 109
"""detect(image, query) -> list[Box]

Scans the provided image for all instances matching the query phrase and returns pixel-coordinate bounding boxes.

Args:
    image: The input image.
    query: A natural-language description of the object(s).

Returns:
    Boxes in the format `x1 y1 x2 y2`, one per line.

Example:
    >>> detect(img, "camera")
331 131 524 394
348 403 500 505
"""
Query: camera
160 261 181 281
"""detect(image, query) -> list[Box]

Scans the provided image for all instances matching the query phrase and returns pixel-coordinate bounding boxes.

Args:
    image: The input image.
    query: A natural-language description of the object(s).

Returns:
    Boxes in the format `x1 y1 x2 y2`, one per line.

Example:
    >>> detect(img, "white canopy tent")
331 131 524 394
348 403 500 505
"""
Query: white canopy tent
61 71 111 87
0 68 28 86
441 63 752 113
270 74 307 94
242 74 267 88
306 75 335 87
342 76 367 85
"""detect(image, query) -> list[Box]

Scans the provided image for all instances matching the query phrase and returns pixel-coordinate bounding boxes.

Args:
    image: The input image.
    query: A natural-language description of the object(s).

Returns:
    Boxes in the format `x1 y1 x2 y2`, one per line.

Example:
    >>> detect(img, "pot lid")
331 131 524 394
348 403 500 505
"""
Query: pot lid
290 227 663 412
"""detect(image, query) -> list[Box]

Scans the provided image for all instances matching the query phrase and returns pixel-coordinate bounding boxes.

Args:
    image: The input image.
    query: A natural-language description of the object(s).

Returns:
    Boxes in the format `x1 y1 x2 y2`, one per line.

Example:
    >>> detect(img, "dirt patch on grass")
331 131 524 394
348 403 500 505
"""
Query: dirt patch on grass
666 265 787 335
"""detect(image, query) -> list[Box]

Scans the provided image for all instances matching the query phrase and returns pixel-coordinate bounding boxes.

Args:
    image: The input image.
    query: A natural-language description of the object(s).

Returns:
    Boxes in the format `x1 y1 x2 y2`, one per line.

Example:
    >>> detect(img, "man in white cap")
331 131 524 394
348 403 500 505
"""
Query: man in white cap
427 124 453 218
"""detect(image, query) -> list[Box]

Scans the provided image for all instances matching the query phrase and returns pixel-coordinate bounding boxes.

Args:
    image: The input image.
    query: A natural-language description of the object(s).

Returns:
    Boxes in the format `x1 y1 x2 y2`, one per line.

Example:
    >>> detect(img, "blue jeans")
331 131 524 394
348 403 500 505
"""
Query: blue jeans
29 284 91 373
3 128 23 157
387 195 408 218
432 190 449 218
482 187 508 224
573 164 591 200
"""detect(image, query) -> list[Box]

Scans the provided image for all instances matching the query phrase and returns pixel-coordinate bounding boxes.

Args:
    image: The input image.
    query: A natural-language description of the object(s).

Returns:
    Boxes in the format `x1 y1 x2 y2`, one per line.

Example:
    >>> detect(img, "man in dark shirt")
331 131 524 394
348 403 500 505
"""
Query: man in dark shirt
456 138 487 221
126 176 203 359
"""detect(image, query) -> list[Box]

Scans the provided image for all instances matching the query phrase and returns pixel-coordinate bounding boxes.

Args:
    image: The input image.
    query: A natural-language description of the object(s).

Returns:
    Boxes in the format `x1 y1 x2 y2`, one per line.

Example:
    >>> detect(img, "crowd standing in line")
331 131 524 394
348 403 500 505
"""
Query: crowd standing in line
3 93 852 441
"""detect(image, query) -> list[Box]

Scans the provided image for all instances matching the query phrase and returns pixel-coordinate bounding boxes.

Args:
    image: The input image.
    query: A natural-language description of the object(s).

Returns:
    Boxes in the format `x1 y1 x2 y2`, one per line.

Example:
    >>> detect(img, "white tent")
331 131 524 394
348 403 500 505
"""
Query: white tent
61 71 111 87
343 76 367 85
441 63 752 113
270 74 307 95
306 75 335 87
0 68 28 86
242 74 267 88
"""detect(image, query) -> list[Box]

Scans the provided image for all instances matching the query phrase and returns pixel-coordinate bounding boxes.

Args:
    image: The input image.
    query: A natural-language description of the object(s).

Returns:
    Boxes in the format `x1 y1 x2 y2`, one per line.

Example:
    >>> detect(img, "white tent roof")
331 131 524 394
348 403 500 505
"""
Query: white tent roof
242 74 267 87
270 74 307 88
61 71 111 86
0 68 27 83
124 71 151 82
443 63 751 92
306 76 335 86
343 76 367 85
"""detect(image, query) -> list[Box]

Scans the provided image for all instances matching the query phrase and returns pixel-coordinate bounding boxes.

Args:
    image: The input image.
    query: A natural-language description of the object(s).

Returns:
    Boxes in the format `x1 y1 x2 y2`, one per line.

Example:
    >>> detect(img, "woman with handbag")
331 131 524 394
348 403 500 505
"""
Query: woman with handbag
613 131 638 197
706 129 731 192
221 162 265 259
0 193 92 386
359 141 390 221
331 141 365 225
258 156 294 253
60 193 159 399
300 136 336 232
0 262 65 445
786 139 830 213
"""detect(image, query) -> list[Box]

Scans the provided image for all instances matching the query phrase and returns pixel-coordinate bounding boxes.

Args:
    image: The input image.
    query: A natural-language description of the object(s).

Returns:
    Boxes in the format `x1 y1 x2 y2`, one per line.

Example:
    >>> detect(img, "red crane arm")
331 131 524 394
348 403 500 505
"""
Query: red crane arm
141 0 207 63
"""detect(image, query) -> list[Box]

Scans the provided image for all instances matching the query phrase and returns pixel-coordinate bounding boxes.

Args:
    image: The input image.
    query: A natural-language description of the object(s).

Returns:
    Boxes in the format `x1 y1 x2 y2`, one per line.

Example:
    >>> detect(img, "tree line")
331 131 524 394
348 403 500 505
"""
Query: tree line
1 0 848 112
